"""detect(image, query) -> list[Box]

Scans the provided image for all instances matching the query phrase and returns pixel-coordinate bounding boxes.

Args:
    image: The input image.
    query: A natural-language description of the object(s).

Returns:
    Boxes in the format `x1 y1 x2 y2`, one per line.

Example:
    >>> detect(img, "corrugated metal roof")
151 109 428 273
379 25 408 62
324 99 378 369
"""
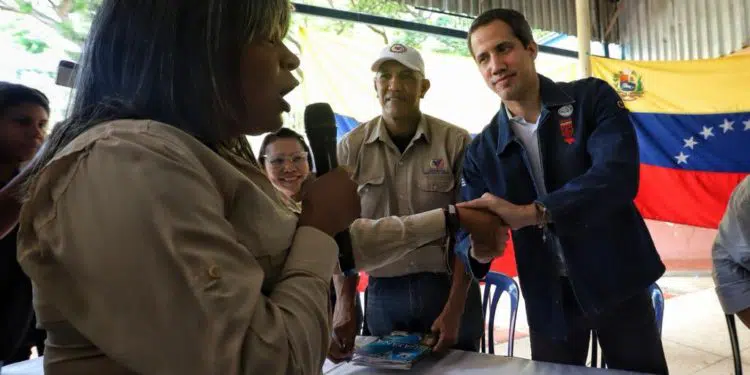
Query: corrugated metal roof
618 0 750 61
399 0 620 42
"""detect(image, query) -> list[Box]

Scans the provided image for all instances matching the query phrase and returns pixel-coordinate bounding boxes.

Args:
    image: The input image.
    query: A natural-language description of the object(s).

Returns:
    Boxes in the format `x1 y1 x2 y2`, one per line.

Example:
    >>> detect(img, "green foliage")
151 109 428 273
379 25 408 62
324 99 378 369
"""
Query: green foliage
296 0 474 56
12 30 48 53
0 0 100 57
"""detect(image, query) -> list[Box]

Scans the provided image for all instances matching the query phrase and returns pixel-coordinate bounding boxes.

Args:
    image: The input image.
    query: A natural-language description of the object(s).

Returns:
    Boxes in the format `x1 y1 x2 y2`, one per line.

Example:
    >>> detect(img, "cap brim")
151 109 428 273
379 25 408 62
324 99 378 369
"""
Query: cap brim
371 57 422 74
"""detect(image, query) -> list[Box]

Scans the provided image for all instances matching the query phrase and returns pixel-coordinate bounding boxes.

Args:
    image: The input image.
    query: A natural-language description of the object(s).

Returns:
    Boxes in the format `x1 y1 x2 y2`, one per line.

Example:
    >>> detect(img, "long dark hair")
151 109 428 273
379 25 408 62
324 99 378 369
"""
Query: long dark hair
24 0 291 194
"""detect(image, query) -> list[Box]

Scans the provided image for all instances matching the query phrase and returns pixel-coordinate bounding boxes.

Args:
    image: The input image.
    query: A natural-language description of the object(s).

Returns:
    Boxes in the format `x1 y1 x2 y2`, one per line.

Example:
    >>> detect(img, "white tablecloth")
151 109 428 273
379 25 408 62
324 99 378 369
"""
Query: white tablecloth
3 351 650 375
1 357 42 375
323 350 650 375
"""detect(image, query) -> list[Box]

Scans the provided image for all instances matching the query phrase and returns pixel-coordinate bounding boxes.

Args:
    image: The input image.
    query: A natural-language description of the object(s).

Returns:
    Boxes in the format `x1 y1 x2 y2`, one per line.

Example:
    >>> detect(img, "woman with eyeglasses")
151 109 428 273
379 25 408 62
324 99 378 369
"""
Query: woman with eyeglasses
258 128 314 204
258 127 367 353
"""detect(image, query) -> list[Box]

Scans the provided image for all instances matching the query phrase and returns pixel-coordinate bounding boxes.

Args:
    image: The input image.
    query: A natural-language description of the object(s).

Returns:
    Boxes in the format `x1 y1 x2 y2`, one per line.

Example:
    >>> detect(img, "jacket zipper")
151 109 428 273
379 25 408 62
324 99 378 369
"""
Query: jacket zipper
537 109 584 312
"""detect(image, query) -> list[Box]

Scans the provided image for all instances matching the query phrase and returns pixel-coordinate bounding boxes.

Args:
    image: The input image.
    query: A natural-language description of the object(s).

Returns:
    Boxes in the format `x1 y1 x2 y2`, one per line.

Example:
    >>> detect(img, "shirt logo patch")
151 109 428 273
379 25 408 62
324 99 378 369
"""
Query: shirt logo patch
559 119 575 145
426 158 448 174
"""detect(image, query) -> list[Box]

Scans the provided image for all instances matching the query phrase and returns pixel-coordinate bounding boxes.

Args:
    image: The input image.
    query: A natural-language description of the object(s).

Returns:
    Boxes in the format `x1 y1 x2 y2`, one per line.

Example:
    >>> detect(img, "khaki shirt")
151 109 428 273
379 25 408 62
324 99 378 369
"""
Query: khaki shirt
338 114 470 278
16 120 447 375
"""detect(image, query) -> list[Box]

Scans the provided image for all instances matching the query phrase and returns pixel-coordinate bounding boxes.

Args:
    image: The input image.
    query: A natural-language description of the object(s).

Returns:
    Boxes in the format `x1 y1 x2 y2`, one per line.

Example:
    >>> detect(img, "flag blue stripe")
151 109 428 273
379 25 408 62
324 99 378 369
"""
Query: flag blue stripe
631 112 750 173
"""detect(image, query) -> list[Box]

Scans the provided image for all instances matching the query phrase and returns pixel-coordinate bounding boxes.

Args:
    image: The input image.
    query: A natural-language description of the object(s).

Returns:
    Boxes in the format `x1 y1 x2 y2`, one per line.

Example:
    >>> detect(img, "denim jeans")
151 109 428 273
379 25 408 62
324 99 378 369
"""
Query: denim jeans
365 272 483 352
529 277 668 375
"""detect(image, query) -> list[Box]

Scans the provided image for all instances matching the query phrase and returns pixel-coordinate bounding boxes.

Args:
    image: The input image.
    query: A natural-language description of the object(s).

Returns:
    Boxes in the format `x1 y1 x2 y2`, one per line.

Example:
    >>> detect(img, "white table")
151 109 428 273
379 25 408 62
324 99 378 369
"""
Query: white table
1 357 42 375
323 350 651 375
3 352 650 375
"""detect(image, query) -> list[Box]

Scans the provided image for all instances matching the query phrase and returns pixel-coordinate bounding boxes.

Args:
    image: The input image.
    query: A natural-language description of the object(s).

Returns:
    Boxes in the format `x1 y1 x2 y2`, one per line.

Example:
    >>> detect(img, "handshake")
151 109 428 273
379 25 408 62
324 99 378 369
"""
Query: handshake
454 192 537 264
298 168 536 265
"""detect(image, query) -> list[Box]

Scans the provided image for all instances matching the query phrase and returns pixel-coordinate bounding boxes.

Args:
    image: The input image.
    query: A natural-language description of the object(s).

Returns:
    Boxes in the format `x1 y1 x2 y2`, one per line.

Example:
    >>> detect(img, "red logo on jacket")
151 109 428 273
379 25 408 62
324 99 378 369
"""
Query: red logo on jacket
559 119 575 144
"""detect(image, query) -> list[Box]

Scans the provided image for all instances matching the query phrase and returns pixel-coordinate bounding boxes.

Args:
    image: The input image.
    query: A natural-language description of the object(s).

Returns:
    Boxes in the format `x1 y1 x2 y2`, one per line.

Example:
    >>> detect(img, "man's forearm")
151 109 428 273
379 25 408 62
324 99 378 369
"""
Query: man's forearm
333 273 359 308
444 255 471 312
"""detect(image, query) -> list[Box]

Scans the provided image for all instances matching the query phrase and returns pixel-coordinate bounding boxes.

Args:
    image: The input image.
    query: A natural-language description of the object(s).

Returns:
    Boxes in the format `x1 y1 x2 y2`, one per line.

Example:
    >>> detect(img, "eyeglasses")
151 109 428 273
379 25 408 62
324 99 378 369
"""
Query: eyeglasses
263 152 309 169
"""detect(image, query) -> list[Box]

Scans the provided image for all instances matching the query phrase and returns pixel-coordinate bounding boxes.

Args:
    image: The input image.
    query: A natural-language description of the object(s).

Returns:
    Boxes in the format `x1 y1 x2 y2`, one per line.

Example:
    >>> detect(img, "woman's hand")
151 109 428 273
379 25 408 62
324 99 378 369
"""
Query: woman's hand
298 167 360 237
456 206 510 263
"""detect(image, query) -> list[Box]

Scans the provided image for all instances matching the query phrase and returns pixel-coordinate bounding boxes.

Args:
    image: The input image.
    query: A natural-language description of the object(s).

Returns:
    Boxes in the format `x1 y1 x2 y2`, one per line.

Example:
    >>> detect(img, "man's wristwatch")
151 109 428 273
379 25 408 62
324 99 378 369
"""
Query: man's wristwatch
443 204 461 234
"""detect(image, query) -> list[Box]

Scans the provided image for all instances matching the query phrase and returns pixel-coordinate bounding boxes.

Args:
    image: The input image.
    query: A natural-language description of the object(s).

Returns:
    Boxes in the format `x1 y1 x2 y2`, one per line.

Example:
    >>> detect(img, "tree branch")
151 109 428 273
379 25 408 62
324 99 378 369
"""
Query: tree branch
0 2 66 38
285 34 302 53
367 25 388 44
55 0 74 21
1 10 58 30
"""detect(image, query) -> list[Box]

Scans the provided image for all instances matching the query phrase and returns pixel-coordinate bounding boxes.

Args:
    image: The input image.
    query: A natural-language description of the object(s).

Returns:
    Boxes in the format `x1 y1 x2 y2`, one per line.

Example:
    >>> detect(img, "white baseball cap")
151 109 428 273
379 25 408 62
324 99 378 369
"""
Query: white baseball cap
371 43 425 75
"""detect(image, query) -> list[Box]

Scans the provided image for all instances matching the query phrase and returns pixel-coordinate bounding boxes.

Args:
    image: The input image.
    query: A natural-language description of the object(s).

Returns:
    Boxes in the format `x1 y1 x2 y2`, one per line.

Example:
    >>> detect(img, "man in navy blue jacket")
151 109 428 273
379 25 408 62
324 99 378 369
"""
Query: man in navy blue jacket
455 8 668 374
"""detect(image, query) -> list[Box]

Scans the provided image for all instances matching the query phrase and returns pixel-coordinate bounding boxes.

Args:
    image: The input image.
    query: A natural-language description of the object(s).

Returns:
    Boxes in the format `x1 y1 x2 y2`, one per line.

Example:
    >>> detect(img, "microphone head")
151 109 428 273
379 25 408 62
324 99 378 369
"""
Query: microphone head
304 102 336 131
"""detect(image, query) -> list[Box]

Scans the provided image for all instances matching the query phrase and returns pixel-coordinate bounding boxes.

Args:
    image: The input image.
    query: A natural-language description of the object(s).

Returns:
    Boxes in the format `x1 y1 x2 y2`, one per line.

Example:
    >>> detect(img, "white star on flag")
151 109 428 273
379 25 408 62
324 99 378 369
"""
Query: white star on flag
683 137 698 149
675 152 690 165
744 119 750 131
719 119 735 133
700 126 715 139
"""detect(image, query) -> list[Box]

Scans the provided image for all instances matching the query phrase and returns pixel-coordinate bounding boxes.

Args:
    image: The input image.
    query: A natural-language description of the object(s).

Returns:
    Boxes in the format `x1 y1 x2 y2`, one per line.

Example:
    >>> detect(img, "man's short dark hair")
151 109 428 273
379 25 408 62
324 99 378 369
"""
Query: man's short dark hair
0 82 50 116
467 8 534 56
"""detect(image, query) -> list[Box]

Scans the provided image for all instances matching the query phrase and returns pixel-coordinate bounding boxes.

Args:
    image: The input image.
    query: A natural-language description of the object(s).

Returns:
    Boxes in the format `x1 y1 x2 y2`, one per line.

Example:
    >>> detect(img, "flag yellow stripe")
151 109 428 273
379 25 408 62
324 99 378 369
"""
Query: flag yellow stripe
591 55 750 114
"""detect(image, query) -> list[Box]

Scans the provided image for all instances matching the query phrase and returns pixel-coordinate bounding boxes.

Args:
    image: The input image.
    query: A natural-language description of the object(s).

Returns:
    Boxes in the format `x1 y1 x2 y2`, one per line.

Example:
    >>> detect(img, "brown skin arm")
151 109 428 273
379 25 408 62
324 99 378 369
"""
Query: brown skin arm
430 254 471 352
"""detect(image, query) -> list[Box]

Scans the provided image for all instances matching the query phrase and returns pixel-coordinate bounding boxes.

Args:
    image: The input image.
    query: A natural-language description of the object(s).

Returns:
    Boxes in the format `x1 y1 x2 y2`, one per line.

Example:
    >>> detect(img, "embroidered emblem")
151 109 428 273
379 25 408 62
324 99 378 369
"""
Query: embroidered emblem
558 104 574 117
559 119 575 145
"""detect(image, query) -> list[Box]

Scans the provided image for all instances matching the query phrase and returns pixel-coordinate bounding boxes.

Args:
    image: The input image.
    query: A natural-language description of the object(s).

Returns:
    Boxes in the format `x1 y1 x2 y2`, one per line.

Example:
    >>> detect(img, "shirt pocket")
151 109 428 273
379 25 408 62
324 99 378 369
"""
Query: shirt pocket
416 173 456 211
357 174 386 219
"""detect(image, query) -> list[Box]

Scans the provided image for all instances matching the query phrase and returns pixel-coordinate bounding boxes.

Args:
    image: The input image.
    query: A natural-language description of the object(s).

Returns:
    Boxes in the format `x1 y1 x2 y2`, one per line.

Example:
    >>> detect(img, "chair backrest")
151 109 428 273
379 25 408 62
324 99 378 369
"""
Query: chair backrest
480 272 520 357
648 283 665 334
591 282 666 368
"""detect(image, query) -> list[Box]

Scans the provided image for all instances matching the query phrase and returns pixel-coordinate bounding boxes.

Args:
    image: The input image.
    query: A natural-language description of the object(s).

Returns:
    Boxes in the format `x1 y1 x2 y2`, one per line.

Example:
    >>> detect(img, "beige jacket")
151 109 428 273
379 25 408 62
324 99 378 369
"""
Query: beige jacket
17 120 446 375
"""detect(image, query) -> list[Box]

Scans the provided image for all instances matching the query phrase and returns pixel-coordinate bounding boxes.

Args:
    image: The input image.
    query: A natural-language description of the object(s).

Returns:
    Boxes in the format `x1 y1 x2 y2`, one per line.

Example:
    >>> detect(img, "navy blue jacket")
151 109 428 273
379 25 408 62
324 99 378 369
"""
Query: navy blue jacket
455 74 665 338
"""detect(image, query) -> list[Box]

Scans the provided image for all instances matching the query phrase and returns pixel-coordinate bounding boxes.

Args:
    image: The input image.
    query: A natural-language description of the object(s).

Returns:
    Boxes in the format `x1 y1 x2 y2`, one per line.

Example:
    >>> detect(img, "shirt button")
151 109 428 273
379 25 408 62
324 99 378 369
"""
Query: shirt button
208 265 221 279
398 161 404 166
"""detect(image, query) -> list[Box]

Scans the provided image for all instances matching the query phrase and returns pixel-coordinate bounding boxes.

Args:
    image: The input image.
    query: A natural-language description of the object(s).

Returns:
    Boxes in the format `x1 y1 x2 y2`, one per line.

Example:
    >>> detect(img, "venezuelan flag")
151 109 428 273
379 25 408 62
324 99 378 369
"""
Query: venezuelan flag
592 55 750 228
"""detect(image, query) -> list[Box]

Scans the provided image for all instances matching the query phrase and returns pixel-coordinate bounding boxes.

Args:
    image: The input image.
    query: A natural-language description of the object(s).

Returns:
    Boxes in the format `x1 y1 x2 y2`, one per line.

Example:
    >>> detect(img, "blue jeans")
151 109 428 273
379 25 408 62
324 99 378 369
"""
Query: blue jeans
529 277 668 374
365 272 483 352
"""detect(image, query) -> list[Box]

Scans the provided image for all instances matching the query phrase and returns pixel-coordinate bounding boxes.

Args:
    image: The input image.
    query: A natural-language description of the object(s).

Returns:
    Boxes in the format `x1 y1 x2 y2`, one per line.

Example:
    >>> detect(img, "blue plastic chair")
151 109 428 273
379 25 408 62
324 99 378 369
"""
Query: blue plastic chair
480 271 520 356
591 283 664 368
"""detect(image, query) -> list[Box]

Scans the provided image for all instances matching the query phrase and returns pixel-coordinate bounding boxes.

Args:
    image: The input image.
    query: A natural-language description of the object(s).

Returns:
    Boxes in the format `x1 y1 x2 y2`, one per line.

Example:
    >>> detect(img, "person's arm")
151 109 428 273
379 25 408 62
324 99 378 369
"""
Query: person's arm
0 186 21 239
348 209 447 271
536 79 640 234
18 135 337 375
730 178 750 267
455 141 493 280
712 177 750 328
0 165 35 239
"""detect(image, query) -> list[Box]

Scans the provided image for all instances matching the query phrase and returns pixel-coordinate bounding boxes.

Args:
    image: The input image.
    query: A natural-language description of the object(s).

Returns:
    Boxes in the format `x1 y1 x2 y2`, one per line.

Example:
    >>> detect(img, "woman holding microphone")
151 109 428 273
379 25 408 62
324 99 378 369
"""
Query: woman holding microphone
14 1 508 374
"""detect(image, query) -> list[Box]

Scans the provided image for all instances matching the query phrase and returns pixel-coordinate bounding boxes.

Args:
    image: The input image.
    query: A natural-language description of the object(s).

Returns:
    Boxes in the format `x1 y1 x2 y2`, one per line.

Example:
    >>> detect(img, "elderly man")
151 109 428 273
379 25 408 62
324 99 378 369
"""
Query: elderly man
330 43 484 361
712 176 750 329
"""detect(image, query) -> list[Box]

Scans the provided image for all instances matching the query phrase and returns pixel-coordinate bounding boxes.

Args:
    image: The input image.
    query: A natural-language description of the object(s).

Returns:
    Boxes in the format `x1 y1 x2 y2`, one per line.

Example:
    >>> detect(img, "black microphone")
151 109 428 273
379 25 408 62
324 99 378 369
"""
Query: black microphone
304 103 357 277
